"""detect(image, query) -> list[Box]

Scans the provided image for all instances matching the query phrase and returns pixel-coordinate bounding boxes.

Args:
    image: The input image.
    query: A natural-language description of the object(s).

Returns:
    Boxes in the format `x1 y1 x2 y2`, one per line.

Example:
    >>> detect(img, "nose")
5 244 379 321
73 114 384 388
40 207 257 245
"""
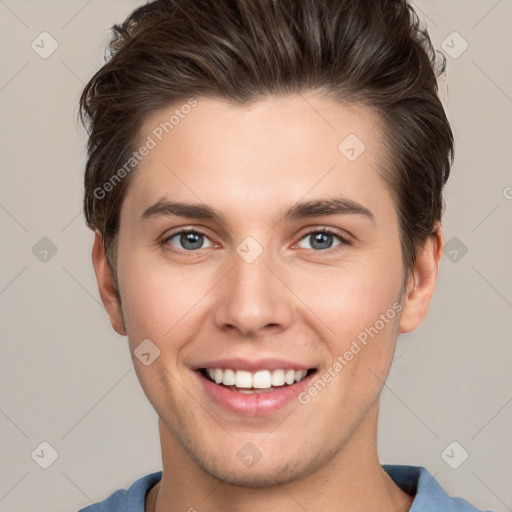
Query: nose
213 244 294 338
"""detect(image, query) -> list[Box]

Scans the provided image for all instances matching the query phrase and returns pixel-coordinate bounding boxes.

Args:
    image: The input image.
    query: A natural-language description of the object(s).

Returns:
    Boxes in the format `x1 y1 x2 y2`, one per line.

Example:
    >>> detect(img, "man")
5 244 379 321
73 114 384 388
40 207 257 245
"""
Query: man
77 0 493 510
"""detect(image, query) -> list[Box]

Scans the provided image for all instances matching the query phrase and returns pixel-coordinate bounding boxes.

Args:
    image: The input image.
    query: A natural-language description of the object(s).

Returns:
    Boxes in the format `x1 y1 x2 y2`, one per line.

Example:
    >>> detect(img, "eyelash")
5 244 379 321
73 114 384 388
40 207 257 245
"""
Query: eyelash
161 227 350 257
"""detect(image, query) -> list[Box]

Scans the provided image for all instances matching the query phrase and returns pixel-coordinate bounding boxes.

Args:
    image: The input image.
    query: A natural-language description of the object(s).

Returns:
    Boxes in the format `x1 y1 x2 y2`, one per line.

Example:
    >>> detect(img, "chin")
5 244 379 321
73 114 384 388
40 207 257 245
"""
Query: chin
188 443 330 488
200 462 307 488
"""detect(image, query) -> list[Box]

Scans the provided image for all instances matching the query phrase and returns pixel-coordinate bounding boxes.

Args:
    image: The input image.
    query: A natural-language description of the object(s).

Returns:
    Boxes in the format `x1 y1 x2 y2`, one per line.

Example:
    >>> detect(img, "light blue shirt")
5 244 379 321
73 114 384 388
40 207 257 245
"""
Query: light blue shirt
77 465 494 511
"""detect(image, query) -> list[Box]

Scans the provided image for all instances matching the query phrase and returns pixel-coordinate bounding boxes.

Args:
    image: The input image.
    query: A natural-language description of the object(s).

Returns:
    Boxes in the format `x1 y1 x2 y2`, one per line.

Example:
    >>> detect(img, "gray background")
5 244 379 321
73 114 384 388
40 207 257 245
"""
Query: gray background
0 1 511 511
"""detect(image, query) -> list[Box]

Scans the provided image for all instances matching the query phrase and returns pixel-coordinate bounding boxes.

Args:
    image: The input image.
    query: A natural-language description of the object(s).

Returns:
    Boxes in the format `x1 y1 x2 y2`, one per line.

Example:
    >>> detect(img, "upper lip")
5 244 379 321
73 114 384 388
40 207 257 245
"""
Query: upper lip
192 358 316 372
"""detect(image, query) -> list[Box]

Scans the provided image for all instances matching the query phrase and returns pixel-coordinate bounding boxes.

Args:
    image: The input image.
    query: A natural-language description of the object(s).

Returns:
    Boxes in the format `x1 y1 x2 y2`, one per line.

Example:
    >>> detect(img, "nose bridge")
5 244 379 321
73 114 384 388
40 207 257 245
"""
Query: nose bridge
214 236 292 336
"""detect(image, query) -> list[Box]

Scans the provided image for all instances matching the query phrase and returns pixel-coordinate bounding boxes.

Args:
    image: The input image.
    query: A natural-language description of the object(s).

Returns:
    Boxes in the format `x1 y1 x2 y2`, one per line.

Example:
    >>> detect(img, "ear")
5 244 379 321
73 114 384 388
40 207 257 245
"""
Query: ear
399 222 443 334
91 230 127 336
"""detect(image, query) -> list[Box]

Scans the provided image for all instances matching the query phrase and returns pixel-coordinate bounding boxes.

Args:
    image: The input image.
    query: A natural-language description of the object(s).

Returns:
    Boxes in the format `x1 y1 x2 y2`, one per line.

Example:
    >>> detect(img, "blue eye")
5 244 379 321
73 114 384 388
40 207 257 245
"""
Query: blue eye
297 229 346 251
162 227 348 256
164 230 214 252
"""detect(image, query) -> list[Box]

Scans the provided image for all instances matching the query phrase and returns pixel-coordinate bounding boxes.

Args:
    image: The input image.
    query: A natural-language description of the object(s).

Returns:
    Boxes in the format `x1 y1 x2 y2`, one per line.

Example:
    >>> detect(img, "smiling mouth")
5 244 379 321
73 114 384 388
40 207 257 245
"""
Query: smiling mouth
199 367 317 393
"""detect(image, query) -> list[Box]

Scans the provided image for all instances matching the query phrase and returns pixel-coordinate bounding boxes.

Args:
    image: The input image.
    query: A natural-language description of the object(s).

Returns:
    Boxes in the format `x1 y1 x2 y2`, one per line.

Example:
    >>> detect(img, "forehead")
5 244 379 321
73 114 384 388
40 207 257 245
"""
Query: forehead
138 93 383 158
123 93 391 221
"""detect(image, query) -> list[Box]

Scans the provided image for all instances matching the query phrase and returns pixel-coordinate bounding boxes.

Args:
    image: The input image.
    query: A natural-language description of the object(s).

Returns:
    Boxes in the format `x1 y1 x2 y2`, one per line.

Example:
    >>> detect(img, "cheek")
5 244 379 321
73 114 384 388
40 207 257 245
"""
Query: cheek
300 266 402 416
117 251 215 343
290 249 403 345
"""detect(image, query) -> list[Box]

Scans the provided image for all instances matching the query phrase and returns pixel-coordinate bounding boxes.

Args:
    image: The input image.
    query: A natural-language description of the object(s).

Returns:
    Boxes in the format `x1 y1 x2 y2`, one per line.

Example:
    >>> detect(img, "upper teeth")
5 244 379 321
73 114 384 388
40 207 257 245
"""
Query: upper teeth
206 368 309 389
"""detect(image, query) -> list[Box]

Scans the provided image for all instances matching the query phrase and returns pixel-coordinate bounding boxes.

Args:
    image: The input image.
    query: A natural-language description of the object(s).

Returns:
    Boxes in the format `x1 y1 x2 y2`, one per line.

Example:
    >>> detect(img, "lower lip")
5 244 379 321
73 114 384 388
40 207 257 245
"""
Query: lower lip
195 370 315 417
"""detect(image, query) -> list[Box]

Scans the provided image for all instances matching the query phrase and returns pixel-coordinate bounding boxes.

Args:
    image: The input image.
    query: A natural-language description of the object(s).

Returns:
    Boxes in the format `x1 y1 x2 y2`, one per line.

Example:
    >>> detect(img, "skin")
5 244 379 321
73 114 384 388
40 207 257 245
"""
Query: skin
92 92 442 512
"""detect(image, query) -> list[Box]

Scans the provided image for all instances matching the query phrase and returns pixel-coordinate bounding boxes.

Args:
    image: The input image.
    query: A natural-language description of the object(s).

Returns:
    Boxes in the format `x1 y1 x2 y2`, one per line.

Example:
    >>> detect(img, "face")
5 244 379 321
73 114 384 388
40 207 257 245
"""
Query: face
94 92 437 487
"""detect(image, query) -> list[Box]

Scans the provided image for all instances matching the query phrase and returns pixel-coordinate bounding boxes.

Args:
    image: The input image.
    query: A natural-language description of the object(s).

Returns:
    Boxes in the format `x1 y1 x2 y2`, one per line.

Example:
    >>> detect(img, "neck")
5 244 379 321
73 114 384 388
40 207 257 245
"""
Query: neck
147 401 414 512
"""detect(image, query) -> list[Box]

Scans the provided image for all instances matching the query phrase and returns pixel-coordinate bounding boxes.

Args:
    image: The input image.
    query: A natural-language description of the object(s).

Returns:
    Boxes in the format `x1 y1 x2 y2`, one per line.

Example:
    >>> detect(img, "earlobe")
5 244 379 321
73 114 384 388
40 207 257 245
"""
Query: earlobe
398 222 443 334
91 230 127 336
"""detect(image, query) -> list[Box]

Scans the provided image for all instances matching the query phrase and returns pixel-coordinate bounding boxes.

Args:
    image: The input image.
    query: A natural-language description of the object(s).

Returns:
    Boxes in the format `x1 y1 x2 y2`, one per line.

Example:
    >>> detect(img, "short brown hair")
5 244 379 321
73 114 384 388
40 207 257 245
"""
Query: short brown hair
80 0 454 278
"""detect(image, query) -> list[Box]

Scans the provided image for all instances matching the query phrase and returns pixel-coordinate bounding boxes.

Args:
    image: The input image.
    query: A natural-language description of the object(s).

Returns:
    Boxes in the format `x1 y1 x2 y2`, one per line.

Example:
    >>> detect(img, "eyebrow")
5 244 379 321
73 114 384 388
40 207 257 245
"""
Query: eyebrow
140 196 375 225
